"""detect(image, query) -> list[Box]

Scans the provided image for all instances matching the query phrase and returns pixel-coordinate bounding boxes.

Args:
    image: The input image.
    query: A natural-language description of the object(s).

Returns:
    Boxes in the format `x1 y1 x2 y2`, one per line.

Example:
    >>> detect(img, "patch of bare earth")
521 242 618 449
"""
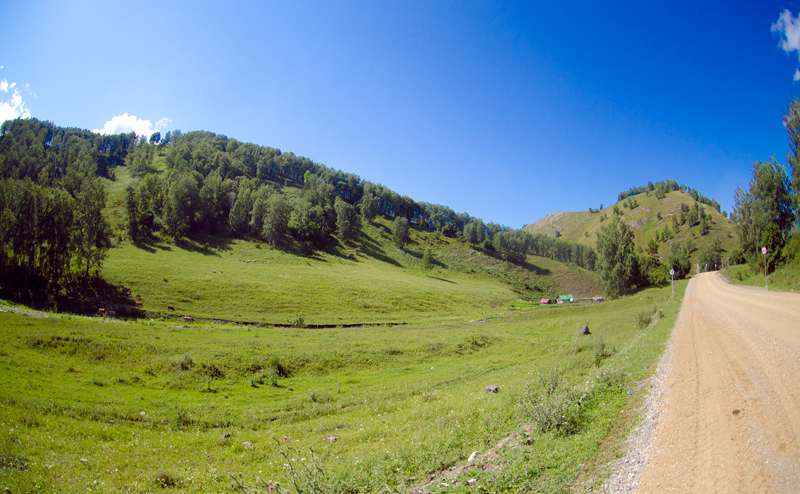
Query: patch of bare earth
409 426 533 493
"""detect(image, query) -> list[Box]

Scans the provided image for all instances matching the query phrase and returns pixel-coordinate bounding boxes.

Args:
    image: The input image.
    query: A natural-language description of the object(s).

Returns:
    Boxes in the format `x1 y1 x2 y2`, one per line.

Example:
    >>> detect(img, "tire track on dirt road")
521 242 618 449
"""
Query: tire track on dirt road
633 272 800 492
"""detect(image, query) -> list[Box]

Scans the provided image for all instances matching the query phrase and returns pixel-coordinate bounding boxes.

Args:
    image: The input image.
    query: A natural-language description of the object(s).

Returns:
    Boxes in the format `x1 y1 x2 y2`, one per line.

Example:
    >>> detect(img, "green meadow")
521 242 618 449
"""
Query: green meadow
0 279 684 493
98 215 600 325
1 145 675 492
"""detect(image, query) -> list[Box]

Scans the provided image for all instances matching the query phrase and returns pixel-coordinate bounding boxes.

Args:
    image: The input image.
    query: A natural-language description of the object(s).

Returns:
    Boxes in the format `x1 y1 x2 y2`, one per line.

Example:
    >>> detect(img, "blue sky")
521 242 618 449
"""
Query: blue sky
1 1 799 228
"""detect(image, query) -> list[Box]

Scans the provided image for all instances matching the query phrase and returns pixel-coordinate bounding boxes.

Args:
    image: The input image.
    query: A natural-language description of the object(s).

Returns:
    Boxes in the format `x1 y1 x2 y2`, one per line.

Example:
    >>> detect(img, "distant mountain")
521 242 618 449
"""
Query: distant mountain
525 189 737 266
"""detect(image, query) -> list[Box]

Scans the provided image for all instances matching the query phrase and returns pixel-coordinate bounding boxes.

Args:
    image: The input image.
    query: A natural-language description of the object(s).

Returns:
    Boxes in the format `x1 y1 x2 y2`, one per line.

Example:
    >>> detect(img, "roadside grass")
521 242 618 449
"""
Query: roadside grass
723 262 800 293
0 281 684 493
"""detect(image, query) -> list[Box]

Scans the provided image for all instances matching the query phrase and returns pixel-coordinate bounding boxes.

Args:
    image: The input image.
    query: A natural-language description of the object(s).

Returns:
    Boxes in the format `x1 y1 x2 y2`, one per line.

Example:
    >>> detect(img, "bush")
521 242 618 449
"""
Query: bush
645 265 668 287
782 233 800 264
593 337 612 366
250 369 279 388
174 354 194 371
153 471 180 488
635 305 658 328
729 248 746 265
521 366 589 435
308 389 332 404
267 355 291 377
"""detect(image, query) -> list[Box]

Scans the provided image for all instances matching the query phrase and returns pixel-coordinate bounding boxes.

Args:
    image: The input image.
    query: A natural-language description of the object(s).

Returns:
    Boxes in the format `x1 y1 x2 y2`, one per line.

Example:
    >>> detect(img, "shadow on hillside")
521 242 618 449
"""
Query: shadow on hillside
428 276 456 284
132 242 158 253
344 230 402 267
131 234 239 257
483 250 552 276
181 234 237 256
518 259 551 276
130 238 172 252
372 221 392 237
0 275 146 318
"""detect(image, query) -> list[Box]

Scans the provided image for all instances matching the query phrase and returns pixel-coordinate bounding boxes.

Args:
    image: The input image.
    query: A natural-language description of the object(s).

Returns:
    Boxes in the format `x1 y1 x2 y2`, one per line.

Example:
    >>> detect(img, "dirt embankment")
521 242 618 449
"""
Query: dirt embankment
610 272 800 492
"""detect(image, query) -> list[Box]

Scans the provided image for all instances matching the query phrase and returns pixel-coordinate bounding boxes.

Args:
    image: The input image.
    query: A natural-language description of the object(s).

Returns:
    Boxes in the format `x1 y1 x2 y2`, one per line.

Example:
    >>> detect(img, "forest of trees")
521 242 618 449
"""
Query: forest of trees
0 119 123 290
618 180 722 213
0 118 598 293
731 97 800 274
594 97 800 299
8 105 794 304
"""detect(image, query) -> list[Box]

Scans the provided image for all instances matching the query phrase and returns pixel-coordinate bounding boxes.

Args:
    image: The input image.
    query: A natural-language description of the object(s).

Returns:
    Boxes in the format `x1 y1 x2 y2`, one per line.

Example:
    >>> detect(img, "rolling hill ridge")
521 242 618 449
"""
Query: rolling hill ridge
525 188 736 267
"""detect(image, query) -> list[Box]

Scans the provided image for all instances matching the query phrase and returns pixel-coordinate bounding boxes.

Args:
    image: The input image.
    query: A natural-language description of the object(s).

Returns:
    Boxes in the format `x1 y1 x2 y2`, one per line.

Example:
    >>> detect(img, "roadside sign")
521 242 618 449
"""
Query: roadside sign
670 269 675 299
762 247 767 255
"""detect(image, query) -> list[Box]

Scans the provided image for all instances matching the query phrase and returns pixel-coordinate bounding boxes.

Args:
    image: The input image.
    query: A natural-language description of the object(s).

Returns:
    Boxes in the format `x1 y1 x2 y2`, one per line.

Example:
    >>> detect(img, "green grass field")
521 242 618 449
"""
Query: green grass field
0 161 673 493
99 215 599 325
0 279 685 493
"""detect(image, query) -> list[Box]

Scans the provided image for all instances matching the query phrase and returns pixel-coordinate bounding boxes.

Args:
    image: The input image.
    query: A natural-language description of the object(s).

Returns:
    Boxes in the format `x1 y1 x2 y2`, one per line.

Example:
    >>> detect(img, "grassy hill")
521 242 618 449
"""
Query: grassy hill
524 190 737 266
0 123 698 492
93 151 601 324
100 217 603 325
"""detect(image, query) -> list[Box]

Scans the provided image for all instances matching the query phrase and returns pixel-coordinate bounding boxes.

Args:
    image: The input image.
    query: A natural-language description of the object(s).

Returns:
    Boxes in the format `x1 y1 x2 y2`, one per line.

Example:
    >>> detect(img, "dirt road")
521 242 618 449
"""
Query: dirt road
635 272 800 492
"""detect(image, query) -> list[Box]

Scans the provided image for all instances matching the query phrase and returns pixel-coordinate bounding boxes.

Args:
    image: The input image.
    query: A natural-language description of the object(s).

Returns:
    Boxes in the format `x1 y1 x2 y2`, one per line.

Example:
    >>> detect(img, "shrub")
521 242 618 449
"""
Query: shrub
174 354 194 371
250 369 279 388
153 471 180 488
201 363 224 378
267 355 291 377
521 366 589 435
593 337 612 366
277 439 331 494
466 333 492 349
635 305 658 328
175 410 194 429
308 389 332 404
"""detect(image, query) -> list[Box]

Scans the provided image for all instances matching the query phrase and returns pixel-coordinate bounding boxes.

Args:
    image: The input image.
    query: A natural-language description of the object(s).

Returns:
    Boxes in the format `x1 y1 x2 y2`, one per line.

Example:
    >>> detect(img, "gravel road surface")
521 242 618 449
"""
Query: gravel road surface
606 272 800 493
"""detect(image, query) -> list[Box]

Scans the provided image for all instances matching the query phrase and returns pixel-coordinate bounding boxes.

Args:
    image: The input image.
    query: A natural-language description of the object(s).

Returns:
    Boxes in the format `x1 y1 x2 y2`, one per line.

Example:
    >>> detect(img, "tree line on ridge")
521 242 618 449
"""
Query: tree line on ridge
0 118 596 293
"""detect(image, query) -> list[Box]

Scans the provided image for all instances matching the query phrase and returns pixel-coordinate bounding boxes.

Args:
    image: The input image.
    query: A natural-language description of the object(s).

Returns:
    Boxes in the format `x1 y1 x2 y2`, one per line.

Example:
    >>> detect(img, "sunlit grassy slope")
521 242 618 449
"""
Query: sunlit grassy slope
524 190 737 264
0 280 685 492
101 214 605 325
98 155 604 324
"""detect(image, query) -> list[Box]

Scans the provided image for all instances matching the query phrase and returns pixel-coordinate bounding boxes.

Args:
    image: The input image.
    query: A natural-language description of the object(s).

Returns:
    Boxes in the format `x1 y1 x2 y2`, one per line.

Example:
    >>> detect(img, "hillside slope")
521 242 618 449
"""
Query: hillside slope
101 217 603 324
0 118 601 320
96 146 599 323
525 190 736 265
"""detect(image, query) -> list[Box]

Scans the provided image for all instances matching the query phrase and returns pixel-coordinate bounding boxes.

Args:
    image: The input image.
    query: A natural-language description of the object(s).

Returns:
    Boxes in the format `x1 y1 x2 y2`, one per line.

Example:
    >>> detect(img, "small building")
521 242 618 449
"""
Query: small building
557 294 574 304
540 298 551 305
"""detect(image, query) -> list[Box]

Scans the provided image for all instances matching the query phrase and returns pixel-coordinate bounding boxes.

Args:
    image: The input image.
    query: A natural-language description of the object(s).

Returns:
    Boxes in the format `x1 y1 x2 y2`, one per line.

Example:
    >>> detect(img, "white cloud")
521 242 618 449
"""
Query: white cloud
0 78 31 123
93 113 171 137
772 9 800 81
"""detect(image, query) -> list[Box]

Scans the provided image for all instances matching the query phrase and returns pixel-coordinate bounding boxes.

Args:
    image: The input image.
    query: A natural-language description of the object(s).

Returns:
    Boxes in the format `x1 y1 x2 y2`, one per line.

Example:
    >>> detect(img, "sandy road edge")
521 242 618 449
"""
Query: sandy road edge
598 279 694 493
